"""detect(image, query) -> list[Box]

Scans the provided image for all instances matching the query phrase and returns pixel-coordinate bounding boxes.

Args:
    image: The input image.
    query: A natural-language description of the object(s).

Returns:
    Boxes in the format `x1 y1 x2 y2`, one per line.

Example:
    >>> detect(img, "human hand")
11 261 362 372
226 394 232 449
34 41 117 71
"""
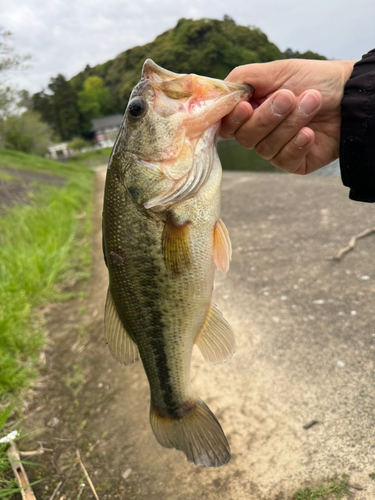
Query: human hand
220 59 355 174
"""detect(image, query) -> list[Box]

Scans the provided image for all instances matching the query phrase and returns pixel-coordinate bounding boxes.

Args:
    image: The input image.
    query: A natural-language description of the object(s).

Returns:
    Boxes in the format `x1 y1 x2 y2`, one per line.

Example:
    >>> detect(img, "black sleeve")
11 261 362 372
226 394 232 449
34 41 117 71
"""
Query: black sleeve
340 49 375 202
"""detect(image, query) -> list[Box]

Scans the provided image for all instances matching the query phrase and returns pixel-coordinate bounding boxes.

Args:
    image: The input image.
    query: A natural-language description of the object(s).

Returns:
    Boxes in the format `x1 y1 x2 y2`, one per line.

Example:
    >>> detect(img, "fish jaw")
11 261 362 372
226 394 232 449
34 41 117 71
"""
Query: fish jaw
127 60 252 209
142 58 253 140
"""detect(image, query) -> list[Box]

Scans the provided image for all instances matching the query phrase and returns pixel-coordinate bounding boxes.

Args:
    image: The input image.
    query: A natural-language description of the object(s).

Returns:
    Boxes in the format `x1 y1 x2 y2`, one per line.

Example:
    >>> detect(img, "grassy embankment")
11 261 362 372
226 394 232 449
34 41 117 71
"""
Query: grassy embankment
0 148 107 495
0 148 107 401
0 147 109 493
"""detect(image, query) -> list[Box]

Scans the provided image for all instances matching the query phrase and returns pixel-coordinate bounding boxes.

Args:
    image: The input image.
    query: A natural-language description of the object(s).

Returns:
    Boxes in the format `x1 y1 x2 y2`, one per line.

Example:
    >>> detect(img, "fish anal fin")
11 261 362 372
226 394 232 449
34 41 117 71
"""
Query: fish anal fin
104 289 139 365
162 216 191 275
213 219 232 274
195 303 235 364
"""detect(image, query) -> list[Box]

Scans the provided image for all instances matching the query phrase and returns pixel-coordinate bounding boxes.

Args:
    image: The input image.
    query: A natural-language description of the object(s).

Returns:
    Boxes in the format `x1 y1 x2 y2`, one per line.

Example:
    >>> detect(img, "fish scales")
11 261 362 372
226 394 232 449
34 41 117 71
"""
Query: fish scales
102 59 252 467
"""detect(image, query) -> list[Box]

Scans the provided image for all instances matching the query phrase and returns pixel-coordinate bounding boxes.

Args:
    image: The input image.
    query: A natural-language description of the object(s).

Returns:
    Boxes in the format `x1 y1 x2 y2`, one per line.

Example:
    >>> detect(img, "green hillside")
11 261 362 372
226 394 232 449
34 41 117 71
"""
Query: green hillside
32 17 326 140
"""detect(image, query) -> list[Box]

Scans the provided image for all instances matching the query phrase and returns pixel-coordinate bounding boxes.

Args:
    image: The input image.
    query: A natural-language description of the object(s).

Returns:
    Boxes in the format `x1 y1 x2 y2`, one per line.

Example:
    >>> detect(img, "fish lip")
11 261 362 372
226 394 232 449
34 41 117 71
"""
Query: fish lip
142 59 182 81
142 59 253 99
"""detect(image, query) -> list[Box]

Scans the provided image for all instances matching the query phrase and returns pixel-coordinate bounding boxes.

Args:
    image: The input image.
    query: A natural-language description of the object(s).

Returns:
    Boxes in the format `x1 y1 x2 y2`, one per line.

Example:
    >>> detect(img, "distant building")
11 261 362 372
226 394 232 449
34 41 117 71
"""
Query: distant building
47 142 70 159
91 114 123 148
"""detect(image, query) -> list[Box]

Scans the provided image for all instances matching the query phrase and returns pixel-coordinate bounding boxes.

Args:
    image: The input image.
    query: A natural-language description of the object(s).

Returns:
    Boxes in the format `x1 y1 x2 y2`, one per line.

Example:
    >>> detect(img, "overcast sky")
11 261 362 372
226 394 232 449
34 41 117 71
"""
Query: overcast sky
2 0 375 94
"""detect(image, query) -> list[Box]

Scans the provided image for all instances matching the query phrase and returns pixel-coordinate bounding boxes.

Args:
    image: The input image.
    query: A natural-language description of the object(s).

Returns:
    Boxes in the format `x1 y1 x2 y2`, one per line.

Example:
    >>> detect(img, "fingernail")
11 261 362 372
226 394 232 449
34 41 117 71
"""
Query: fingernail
295 131 310 148
298 92 319 115
271 93 294 116
230 105 249 123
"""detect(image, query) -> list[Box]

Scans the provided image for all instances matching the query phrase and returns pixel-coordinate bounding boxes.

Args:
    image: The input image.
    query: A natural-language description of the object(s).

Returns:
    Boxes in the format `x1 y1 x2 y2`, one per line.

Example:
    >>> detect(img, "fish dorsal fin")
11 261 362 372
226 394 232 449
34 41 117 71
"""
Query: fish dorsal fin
162 216 191 275
213 219 232 274
195 303 235 364
104 289 140 365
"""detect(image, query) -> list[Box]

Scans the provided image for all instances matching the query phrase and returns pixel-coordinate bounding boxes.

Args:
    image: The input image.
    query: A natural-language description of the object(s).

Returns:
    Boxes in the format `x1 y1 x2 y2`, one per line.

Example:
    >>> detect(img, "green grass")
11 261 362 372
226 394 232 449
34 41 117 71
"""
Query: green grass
0 406 18 498
0 148 95 401
67 147 111 168
292 475 350 500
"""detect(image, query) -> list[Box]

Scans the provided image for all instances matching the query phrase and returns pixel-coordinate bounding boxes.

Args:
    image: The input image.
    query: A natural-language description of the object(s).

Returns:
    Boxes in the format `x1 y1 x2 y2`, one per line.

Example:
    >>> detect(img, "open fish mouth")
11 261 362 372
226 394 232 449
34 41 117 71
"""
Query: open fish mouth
142 59 253 139
130 60 253 210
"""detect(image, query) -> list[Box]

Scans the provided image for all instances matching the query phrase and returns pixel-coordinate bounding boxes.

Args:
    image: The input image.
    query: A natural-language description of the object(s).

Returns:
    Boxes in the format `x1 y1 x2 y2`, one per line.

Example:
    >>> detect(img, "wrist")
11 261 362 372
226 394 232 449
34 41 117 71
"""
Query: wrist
340 60 356 87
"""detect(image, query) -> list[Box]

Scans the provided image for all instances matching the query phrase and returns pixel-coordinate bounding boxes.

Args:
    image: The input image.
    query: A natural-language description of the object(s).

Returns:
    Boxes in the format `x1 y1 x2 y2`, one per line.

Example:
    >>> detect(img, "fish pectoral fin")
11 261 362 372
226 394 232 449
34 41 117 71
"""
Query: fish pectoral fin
162 216 191 275
213 219 232 274
104 289 140 365
195 303 235 364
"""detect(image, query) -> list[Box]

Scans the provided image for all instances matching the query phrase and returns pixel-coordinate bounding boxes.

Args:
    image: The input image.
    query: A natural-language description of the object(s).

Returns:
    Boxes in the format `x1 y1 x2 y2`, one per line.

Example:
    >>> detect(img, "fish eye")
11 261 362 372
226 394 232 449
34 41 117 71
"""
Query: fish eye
128 97 147 119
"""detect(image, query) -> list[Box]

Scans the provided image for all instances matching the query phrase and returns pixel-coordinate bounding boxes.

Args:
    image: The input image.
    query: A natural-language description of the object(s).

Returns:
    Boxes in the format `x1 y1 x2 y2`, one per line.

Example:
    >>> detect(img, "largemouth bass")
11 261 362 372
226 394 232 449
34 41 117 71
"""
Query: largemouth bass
102 59 252 467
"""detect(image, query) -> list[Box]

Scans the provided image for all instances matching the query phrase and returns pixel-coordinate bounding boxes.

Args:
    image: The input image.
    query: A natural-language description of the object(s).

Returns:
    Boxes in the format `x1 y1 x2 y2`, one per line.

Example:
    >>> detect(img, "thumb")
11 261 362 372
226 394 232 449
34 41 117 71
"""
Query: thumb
225 61 287 99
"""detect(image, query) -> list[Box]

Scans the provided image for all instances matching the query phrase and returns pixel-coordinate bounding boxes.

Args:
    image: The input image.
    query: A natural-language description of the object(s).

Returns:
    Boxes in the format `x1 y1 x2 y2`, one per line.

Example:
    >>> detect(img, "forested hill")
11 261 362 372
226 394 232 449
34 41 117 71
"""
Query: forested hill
32 17 326 141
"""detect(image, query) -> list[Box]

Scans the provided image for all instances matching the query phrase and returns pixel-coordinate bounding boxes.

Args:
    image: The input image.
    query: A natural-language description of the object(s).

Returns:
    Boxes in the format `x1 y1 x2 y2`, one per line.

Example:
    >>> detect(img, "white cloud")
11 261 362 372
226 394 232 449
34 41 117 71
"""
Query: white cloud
2 0 375 93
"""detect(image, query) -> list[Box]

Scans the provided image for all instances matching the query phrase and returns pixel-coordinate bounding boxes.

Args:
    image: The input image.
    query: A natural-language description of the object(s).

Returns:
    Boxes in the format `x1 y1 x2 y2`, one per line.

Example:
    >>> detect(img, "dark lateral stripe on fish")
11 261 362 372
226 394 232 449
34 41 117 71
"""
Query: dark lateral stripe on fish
136 256 183 416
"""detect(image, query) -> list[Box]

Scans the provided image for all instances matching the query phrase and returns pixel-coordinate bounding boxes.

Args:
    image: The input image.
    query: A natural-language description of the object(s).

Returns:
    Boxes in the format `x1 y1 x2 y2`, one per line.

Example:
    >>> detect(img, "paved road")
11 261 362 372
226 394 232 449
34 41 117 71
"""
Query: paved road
30 170 375 500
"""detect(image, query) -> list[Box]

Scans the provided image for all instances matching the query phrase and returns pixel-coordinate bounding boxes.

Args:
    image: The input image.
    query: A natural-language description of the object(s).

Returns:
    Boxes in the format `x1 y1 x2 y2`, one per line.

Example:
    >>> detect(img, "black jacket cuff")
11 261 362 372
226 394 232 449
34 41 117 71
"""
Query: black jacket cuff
340 49 375 202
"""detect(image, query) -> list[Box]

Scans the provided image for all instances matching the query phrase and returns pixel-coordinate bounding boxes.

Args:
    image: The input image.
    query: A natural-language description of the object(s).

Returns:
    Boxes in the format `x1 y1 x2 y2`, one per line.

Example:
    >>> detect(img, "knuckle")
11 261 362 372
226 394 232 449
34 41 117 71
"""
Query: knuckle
220 130 234 140
254 138 274 160
255 112 273 131
282 120 299 135
273 146 304 171
234 129 254 149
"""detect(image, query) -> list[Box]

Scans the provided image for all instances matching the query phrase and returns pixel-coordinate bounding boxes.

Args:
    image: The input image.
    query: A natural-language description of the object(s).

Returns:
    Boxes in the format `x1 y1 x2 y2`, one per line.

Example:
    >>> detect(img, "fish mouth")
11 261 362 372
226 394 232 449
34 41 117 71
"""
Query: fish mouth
142 59 252 139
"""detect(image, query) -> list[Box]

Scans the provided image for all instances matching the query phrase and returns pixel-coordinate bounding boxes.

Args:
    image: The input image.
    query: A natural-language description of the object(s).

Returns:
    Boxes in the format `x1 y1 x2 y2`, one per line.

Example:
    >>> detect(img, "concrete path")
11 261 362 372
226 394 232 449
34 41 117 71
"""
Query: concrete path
27 170 375 500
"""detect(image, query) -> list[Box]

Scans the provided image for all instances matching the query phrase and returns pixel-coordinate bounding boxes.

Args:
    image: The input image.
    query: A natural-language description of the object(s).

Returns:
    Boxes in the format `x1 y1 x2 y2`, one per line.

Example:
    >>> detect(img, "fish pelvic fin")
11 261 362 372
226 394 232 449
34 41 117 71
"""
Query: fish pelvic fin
195 303 235 364
150 397 230 467
104 289 140 365
213 218 232 274
162 216 191 275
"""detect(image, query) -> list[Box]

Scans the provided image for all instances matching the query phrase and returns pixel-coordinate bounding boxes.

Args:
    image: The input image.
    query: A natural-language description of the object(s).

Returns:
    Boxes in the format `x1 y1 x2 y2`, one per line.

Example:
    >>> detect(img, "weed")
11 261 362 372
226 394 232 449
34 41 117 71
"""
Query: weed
78 324 87 337
369 473 375 481
78 305 87 315
292 475 350 500
63 364 86 399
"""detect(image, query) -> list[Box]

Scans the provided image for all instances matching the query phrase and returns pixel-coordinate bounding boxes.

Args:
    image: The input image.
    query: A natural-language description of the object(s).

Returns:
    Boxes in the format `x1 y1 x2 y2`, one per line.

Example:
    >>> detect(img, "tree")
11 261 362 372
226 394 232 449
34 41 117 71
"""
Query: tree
0 110 54 155
284 48 327 60
0 30 30 119
33 74 81 141
77 76 110 134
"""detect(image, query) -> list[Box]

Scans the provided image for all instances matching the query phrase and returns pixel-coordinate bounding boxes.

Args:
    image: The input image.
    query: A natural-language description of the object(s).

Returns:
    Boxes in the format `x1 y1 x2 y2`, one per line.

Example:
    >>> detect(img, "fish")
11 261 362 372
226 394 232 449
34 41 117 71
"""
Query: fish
102 59 252 467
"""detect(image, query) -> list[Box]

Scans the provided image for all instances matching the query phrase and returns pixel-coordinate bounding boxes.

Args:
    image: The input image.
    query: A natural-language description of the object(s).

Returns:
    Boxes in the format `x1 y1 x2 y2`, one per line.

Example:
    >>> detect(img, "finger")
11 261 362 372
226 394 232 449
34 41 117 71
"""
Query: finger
233 90 296 149
220 102 253 139
270 127 315 174
253 90 322 160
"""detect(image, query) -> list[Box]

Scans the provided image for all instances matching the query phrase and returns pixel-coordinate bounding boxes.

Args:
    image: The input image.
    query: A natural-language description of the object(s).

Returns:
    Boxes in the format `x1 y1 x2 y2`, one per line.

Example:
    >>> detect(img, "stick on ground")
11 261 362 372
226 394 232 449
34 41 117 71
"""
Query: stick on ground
330 227 375 261
76 449 100 500
7 440 37 500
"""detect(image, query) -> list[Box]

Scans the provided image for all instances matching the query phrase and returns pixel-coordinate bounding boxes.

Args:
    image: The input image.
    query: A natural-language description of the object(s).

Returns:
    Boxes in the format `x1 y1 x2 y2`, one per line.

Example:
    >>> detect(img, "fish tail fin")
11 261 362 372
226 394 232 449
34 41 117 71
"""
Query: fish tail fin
150 397 230 467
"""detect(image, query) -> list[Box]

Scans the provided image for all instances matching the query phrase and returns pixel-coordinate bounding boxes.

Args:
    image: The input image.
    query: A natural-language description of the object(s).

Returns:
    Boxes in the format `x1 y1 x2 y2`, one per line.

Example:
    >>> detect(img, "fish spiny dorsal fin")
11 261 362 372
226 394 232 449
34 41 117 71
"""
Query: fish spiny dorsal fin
162 216 191 275
194 303 235 364
104 289 140 365
213 218 232 274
